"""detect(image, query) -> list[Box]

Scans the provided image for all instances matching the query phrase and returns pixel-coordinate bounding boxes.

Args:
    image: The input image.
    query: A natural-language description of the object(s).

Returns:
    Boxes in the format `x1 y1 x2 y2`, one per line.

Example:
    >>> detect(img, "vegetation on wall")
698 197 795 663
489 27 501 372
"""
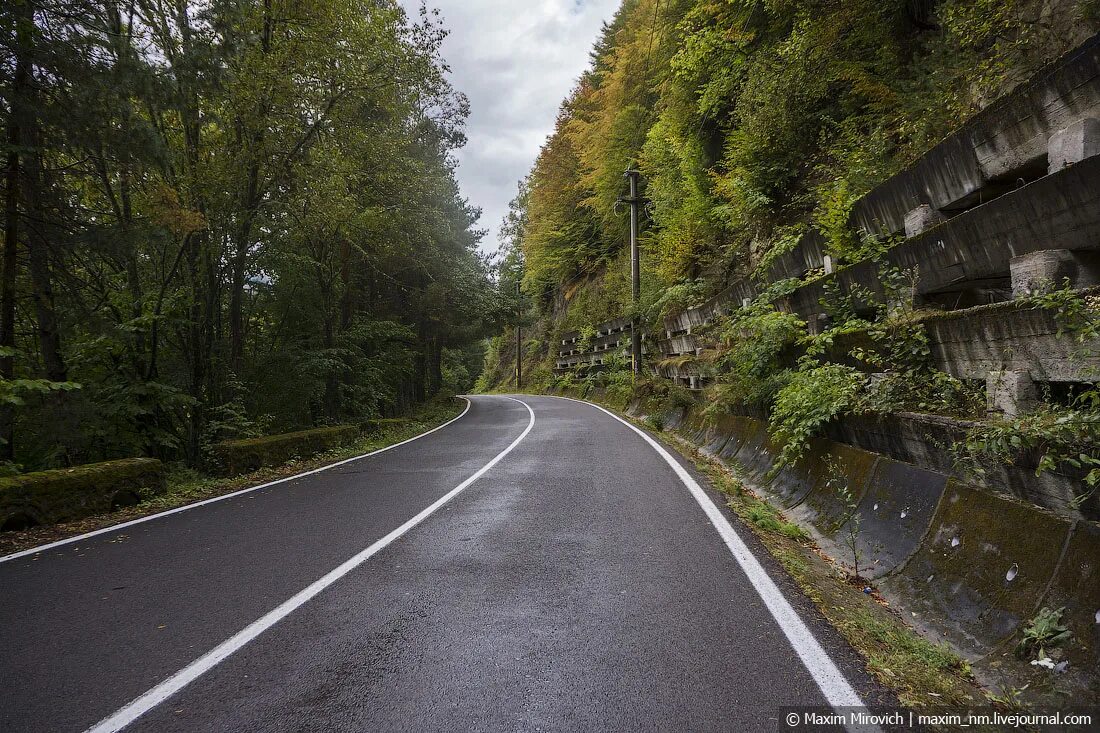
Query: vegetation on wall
504 0 1097 317
487 0 1096 363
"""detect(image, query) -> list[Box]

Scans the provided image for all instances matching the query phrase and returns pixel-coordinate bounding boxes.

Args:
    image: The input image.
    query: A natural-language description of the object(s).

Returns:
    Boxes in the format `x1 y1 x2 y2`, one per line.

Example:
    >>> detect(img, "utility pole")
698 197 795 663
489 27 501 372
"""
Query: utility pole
515 280 522 390
624 170 642 376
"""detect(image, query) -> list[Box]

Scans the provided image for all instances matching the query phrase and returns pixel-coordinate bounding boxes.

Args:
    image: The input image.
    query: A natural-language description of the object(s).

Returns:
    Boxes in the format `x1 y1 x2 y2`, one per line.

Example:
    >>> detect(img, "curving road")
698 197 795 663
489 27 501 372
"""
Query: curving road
0 395 889 732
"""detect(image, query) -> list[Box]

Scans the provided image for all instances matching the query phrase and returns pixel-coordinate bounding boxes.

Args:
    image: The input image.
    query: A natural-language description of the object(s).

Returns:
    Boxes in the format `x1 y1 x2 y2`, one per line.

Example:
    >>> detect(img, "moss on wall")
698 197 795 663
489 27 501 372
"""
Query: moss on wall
0 458 166 531
208 426 360 477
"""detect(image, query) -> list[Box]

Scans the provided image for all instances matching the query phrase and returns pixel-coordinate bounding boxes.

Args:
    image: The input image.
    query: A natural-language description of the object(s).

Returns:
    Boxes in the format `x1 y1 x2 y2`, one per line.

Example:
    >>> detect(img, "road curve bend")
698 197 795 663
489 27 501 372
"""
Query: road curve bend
0 394 888 732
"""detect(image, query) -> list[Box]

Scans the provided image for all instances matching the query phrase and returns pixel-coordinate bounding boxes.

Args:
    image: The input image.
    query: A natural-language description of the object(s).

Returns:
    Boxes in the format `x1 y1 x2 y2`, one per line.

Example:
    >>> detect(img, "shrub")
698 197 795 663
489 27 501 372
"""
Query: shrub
770 364 865 467
208 425 360 477
706 305 804 416
0 458 165 531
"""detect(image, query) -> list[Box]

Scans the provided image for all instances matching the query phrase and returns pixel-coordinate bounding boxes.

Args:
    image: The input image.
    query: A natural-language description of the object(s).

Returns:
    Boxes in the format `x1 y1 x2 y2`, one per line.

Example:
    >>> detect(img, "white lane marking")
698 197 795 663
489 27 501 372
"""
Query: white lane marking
1 399 474 565
85 396 535 733
544 395 875 724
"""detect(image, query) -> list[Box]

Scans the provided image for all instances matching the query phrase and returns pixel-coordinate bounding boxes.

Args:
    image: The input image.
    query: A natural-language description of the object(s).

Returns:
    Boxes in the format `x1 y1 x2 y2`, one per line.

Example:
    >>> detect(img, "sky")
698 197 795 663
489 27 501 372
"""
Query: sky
398 0 621 257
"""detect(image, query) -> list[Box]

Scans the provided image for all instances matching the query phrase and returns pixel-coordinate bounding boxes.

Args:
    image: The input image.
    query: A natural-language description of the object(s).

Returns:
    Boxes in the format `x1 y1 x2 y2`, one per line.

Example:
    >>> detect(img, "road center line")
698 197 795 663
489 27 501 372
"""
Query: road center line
545 394 876 728
1 398 474 565
84 396 535 733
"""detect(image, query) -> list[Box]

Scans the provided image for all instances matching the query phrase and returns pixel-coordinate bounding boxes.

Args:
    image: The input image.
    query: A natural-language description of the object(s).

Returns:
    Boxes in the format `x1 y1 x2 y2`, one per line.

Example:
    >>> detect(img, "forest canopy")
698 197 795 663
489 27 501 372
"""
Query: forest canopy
0 0 502 471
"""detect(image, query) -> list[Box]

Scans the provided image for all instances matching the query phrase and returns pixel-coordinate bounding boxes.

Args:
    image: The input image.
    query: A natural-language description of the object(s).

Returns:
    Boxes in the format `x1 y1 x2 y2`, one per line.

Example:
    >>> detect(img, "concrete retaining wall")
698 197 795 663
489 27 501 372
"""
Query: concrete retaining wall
886 482 1074 655
555 318 640 372
616 397 1099 676
824 412 1098 520
855 35 1100 236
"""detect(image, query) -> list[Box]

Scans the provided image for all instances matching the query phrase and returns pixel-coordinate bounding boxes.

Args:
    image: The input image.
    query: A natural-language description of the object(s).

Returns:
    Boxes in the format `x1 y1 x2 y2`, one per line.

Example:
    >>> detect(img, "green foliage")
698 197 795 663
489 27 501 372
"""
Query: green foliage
954 397 1100 498
1029 283 1100 342
583 353 634 404
509 0 1096 302
707 305 804 413
578 325 599 353
745 501 808 541
752 227 805 282
996 290 1100 496
815 179 860 261
770 365 865 467
1016 607 1073 660
647 279 710 322
2 0 496 471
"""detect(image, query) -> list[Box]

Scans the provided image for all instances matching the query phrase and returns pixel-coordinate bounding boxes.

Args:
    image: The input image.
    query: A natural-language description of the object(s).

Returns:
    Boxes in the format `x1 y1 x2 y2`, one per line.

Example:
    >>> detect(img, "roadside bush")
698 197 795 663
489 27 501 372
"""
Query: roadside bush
707 306 804 415
0 458 165 531
770 364 865 468
208 425 360 477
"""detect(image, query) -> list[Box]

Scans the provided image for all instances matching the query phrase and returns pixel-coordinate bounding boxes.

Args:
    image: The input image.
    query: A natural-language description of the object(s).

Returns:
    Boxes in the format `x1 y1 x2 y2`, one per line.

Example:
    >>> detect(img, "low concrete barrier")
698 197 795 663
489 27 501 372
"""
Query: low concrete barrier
1039 520 1100 677
571 392 1098 678
885 481 1074 655
837 460 948 580
620 396 1098 669
0 458 166 531
785 444 876 553
208 425 360 477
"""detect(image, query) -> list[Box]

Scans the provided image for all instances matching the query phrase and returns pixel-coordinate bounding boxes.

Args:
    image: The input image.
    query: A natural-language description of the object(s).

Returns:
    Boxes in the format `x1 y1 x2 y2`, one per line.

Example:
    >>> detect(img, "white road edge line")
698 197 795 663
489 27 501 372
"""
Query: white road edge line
1 398 474 565
84 396 535 733
545 394 877 729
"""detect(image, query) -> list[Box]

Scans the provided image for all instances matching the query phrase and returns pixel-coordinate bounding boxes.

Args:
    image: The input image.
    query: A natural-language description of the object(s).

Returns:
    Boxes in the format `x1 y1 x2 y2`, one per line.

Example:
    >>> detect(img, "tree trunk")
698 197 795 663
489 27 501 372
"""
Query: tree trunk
23 147 68 384
10 3 67 385
0 53 26 460
228 0 273 377
323 315 339 420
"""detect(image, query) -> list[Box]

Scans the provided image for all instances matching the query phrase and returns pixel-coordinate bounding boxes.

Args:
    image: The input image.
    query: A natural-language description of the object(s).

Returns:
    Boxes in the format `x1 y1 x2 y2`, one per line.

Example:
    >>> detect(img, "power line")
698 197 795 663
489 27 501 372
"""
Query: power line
631 0 663 158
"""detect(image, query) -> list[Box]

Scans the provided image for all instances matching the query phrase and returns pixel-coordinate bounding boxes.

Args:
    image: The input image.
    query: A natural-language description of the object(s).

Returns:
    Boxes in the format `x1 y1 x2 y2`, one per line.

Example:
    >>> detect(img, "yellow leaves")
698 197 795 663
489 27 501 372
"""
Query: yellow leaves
141 183 206 239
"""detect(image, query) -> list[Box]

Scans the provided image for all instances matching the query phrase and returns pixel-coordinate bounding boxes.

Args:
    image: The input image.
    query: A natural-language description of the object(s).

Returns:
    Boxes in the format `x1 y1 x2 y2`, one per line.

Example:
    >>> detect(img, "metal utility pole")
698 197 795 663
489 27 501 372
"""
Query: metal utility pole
515 280 522 390
624 170 642 376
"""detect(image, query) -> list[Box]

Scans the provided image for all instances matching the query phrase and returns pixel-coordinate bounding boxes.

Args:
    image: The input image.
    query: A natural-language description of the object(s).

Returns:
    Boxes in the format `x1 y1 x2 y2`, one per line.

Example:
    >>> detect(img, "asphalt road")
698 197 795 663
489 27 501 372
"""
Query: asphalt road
0 395 890 732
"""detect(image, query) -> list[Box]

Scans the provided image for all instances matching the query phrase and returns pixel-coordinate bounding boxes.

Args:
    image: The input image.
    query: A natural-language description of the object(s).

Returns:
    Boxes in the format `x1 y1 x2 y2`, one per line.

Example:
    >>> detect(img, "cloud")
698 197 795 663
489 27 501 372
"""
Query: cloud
398 0 619 255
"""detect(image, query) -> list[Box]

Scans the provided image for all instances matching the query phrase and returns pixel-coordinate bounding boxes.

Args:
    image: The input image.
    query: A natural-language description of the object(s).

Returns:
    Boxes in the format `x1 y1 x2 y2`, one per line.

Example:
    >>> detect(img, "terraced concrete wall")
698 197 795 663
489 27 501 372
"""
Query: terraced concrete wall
760 35 1100 284
855 35 1100 235
777 155 1100 321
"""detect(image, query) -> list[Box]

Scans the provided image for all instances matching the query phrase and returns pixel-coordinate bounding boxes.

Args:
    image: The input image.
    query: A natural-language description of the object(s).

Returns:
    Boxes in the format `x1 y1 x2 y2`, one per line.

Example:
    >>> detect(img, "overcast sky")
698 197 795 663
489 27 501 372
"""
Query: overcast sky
398 0 620 256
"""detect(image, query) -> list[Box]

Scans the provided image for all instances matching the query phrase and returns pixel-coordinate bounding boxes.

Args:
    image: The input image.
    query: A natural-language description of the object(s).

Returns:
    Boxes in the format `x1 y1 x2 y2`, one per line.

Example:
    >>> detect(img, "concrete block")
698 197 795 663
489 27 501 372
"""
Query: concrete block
822 255 835 275
1047 118 1100 174
1010 249 1100 298
1040 521 1100 675
806 313 830 336
987 370 1039 417
837 459 948 579
904 204 946 238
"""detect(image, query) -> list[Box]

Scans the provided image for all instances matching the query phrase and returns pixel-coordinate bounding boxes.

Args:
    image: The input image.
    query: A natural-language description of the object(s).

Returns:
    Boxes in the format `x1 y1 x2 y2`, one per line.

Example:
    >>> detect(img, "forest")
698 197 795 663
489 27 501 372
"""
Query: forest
1 0 501 473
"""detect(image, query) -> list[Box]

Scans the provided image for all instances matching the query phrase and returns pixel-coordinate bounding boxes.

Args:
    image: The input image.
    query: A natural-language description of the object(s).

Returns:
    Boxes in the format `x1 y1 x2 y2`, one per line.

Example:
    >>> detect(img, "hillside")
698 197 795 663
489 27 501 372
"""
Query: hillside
483 0 1100 386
